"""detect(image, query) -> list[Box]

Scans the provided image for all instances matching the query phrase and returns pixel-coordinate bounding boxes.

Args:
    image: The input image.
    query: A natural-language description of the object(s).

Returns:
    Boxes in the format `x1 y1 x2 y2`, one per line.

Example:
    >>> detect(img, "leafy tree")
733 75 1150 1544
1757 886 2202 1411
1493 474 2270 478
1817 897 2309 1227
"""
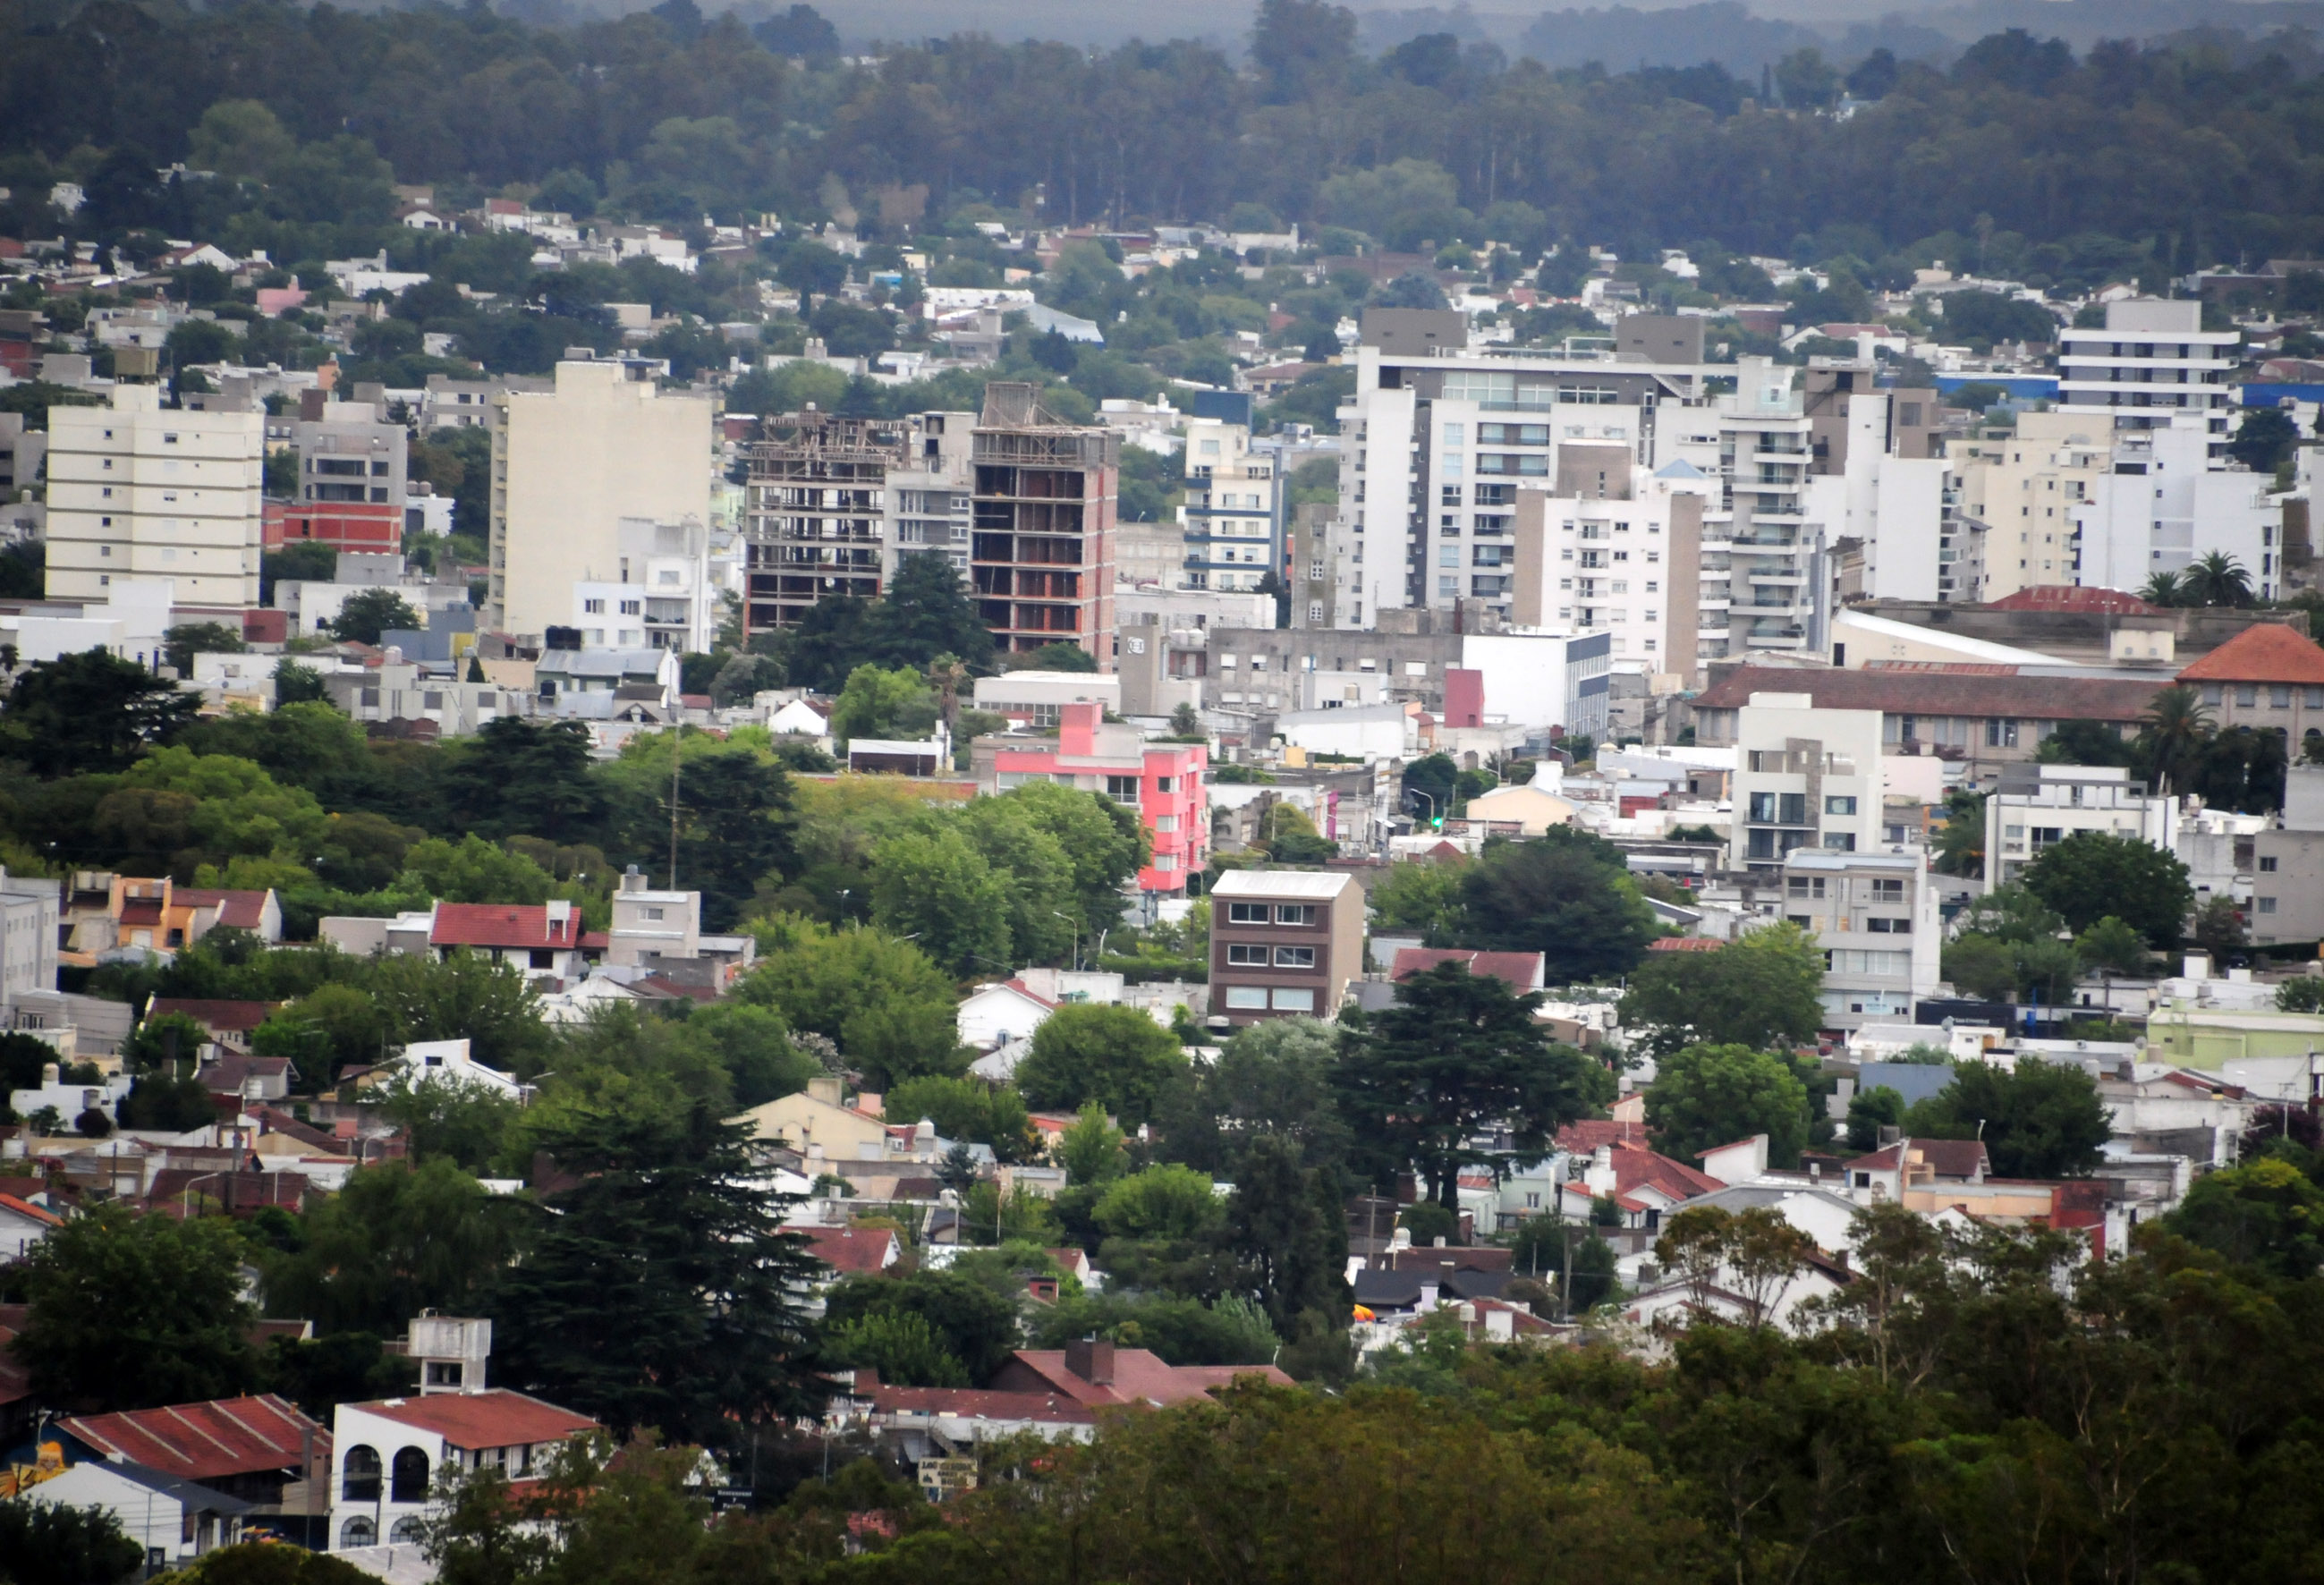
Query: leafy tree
2227 407 2299 474
1655 1203 1817 1329
163 621 247 676
1845 1084 1906 1151
262 1159 519 1335
2182 550 2254 608
2074 915 2151 976
1016 1004 1189 1128
1902 1059 2111 1178
1931 788 1989 878
441 716 608 846
1507 1216 1619 1313
1056 1101 1128 1185
2037 719 2141 770
167 1542 381 1585
1617 923 1824 1055
1647 1043 1811 1169
1445 829 1659 982
2191 894 2248 960
117 1071 218 1131
1336 960 1610 1206
0 1499 142 1585
1167 1014 1352 1181
1023 1291 1281 1367
2022 830 2192 946
1093 1164 1226 1242
0 648 200 775
869 826 1014 978
327 588 422 644
2277 978 2324 1013
490 1098 830 1449
2167 1157 2324 1278
883 1075 1039 1161
366 950 552 1078
1223 1132 1348 1330
829 663 937 745
736 918 962 1089
1367 858 1465 937
823 1310 969 1387
821 1267 1021 1386
14 1207 261 1411
2138 684 2213 794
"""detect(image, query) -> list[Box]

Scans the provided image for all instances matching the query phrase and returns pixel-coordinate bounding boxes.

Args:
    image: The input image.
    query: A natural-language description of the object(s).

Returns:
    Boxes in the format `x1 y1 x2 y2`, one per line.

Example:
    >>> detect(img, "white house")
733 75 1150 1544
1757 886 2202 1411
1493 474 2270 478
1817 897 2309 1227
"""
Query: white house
0 1190 64 1260
956 979 1060 1050
33 1461 252 1563
377 1038 531 1101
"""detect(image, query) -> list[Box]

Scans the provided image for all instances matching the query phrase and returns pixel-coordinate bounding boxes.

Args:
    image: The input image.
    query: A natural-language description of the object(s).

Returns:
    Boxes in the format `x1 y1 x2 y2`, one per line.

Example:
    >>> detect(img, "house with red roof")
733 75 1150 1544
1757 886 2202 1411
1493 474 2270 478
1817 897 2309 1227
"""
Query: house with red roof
845 1368 1099 1462
1556 1139 1724 1233
2176 621 2324 751
57 1394 329 1516
955 978 1059 1050
330 1389 598 1551
1388 947 1546 993
148 1000 278 1054
0 1191 62 1262
428 900 587 981
988 1338 1292 1408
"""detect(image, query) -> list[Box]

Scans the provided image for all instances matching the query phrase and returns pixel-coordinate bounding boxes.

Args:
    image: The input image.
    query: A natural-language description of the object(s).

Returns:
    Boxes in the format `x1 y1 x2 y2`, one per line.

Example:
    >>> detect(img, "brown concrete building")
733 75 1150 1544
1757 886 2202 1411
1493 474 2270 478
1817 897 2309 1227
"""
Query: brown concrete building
1208 869 1365 1027
971 384 1118 665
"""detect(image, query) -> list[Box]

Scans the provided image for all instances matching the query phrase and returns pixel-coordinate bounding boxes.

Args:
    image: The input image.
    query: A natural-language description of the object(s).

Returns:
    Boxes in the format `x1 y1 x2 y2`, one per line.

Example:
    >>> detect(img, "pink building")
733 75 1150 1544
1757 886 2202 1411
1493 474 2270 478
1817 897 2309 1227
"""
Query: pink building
972 703 1208 894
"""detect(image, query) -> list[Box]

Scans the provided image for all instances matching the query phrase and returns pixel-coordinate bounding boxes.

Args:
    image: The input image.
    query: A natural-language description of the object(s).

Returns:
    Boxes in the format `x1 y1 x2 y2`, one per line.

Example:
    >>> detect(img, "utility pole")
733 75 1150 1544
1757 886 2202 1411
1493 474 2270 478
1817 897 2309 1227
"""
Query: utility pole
668 727 682 890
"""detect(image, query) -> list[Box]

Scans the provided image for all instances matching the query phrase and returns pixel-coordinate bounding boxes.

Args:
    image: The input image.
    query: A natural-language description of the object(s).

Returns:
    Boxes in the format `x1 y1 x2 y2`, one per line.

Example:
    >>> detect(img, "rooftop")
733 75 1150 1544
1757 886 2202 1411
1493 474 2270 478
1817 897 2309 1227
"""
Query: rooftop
59 1394 325 1482
2176 623 2324 686
430 903 582 950
1209 869 1356 900
347 1389 598 1450
1696 664 2161 724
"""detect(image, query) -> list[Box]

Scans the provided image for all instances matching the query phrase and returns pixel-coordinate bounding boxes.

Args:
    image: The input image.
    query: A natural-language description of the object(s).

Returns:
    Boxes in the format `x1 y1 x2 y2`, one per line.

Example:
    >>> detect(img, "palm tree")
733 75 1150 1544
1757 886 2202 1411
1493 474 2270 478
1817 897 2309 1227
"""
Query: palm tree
2138 684 2213 795
2183 551 2253 608
2139 571 2184 607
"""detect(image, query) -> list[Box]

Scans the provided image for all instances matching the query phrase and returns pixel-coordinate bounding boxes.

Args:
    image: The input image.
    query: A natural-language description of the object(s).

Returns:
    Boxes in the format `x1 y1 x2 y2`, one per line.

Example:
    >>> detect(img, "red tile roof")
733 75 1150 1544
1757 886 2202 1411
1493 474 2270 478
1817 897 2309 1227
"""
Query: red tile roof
1693 665 2162 724
2176 623 2324 686
119 901 165 928
0 1192 62 1227
996 1349 1293 1408
60 1394 326 1481
858 1378 1097 1426
1390 948 1546 991
148 999 276 1034
1556 1118 1650 1152
1647 937 1725 952
1844 1137 1989 1179
349 1390 598 1450
999 978 1060 1010
801 1225 900 1276
429 903 582 951
1988 585 2158 614
1558 1140 1723 1205
176 888 274 932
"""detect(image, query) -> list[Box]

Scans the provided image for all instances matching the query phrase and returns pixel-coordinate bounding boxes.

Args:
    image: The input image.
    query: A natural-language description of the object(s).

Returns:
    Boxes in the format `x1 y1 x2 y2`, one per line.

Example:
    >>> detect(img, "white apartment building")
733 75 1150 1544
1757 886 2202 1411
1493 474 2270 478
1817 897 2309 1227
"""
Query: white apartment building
1730 691 1886 877
0 869 60 1015
1778 849 1941 1029
1671 358 1830 662
488 359 712 640
2073 413 2281 599
2056 298 2238 458
1182 419 1282 593
44 385 262 609
1507 461 1712 679
1954 409 2112 601
1803 391 1951 603
570 516 715 651
1980 764 2173 891
606 866 701 966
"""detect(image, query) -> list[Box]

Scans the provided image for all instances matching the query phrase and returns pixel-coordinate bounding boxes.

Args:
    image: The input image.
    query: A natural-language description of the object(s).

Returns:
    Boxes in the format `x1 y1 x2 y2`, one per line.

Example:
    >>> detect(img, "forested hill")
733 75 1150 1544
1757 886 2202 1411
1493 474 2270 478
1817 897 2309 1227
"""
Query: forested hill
0 0 2320 267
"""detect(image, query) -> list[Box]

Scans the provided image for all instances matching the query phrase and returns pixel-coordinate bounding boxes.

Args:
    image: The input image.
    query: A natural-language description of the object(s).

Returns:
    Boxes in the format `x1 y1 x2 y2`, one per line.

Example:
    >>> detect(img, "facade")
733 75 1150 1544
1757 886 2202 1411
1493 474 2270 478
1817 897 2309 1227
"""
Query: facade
281 396 408 555
327 662 526 738
33 1460 251 1564
570 516 716 652
606 867 701 966
1802 362 1940 473
2252 767 2324 947
971 703 1206 894
2055 298 2238 457
428 901 587 981
1981 765 2173 891
2074 415 2281 600
2171 610 2324 747
1954 411 2112 601
45 385 263 609
1181 419 1282 593
971 384 1119 663
1802 391 1951 605
1208 869 1364 1026
1508 462 1709 677
1728 691 1886 877
0 869 60 1013
1778 850 1941 1029
487 359 712 640
971 669 1120 727
331 1386 596 1550
1684 357 1827 660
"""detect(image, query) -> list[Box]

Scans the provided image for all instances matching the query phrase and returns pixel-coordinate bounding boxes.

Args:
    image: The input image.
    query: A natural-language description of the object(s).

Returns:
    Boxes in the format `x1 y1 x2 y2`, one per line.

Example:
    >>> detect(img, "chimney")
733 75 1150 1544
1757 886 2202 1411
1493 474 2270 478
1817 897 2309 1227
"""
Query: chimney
621 865 645 894
1419 1278 1440 1309
1064 1335 1115 1385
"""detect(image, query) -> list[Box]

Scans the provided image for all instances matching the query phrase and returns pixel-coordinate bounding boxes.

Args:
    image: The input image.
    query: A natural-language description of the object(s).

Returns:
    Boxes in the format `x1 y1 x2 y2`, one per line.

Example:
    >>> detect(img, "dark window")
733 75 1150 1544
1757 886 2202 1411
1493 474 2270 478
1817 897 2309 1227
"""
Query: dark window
343 1445 381 1502
390 1447 431 1503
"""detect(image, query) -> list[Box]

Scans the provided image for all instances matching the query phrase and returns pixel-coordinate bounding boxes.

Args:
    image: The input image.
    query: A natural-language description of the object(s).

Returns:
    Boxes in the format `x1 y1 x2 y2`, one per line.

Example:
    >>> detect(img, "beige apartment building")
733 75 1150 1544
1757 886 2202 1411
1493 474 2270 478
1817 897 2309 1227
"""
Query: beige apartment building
45 385 263 609
1953 410 2113 601
486 359 712 640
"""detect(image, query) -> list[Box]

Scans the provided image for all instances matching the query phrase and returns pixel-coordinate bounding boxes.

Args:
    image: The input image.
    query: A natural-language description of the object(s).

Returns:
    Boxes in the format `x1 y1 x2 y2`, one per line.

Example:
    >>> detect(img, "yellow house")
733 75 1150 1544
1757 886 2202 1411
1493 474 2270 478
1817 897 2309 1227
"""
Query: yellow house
739 1075 890 1160
1459 784 1577 838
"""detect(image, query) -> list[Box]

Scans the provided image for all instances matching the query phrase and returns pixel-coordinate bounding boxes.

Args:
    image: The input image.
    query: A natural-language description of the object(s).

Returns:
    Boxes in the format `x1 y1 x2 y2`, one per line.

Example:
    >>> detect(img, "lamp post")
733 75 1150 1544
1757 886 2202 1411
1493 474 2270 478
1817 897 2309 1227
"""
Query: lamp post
1407 788 1437 829
1052 911 1080 972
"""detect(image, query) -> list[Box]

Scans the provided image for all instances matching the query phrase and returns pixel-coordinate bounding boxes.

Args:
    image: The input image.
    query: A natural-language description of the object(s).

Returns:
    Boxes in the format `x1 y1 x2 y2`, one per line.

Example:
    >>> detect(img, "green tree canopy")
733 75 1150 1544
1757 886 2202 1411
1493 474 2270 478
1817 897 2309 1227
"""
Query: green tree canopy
2021 830 2193 946
1903 1059 2112 1178
0 648 200 776
1445 830 1659 982
1646 1043 1812 1170
1016 1004 1189 1128
1617 922 1825 1055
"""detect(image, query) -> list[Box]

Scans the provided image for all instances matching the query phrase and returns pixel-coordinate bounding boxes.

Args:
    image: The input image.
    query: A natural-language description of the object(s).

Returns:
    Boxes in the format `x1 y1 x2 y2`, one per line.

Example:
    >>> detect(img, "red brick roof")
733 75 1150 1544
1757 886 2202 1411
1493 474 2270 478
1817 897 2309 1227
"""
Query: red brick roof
176 888 274 932
1558 1140 1723 1206
1390 948 1546 991
1694 665 2161 724
429 903 582 951
2176 623 2324 686
856 1375 1096 1426
349 1390 598 1450
997 1349 1293 1408
60 1394 326 1481
1844 1137 1990 1179
1556 1118 1650 1152
1988 585 2158 614
149 999 276 1035
0 1192 62 1227
119 901 165 928
1647 936 1725 952
800 1225 899 1275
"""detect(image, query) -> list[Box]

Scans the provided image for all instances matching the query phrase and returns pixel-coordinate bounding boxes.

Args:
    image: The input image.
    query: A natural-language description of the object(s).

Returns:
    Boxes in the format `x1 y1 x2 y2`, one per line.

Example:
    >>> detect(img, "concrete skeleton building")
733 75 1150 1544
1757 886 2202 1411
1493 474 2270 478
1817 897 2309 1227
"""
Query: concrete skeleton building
971 383 1119 665
44 384 263 610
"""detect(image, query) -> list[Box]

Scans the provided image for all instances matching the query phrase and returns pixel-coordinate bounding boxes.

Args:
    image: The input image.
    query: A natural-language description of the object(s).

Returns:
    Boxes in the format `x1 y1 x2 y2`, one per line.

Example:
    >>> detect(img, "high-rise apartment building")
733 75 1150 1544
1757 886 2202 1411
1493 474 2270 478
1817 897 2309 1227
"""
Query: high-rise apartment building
487 359 711 640
1508 461 1711 679
268 393 410 555
2056 298 2237 458
1954 410 2113 601
2072 413 2281 599
46 384 262 610
971 384 1117 664
1181 418 1282 593
1673 358 1829 662
1728 690 1885 878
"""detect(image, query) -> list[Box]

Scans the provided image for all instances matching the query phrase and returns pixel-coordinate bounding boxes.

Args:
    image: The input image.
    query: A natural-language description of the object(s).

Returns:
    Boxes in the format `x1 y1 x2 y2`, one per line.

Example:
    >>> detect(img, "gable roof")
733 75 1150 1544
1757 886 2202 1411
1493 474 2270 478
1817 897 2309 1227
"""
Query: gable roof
800 1225 900 1276
1001 1349 1293 1408
1843 1136 1990 1179
856 1377 1097 1427
430 903 582 951
1390 948 1546 991
2176 623 2324 686
174 888 275 932
59 1394 325 1481
348 1389 598 1450
148 999 276 1035
1694 664 2161 724
1565 1140 1723 1204
0 1192 63 1227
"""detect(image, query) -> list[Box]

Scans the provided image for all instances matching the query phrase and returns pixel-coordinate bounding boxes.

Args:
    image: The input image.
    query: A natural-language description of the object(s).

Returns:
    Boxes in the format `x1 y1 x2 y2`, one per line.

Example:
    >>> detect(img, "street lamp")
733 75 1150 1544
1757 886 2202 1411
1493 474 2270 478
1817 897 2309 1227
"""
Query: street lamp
1052 911 1080 971
1406 788 1438 829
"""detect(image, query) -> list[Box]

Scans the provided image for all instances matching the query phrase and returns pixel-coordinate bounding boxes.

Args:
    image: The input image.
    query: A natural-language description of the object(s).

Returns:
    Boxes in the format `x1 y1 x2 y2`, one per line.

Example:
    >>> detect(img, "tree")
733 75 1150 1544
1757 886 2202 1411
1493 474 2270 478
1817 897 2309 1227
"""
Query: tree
2022 830 2192 946
869 553 996 675
1845 1084 1906 1151
163 621 247 676
2165 1157 2324 1278
439 716 607 846
2277 978 2324 1013
1617 923 1824 1055
366 951 552 1078
2138 685 2213 794
1656 1204 1816 1329
1366 858 1465 937
1336 960 1610 1207
869 826 1014 978
829 663 937 745
2074 915 2151 976
1223 1132 1348 1330
327 588 422 644
2183 551 2255 608
1446 829 1659 982
1931 788 1988 878
1056 1101 1128 1185
0 648 199 775
776 241 848 305
1170 702 1202 737
1902 1060 2111 1178
2227 407 2299 474
754 3 840 58
489 1098 829 1449
2192 895 2248 960
884 1075 1039 1161
0 1499 143 1585
1647 1043 1811 1170
274 659 331 705
821 1267 1022 1385
14 1207 260 1411
1015 1004 1189 1128
262 1159 519 1336
1094 1163 1226 1242
168 1543 381 1585
736 919 961 1089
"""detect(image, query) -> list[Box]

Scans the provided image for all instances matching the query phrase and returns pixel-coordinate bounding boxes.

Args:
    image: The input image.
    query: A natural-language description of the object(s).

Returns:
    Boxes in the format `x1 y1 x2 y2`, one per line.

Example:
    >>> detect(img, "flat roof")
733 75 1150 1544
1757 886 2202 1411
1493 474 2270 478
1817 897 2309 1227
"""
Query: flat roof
1210 869 1356 899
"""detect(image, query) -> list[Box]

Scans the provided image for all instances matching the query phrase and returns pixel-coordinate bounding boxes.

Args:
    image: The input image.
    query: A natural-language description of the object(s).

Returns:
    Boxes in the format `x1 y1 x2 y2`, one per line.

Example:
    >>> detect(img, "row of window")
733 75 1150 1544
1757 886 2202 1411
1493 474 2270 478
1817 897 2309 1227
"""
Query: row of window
1749 792 1858 824
1226 944 1317 967
1220 985 1318 1011
1787 875 1905 902
1225 902 1318 925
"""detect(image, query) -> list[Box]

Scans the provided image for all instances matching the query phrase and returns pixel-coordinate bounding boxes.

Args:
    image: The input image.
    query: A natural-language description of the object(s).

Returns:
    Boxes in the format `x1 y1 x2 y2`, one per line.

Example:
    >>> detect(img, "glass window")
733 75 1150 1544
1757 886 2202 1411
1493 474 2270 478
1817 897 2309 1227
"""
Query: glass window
1275 904 1317 925
1274 945 1316 968
1826 795 1856 815
1224 986 1269 1009
1271 987 1316 1012
1226 903 1269 924
1105 775 1141 804
1227 944 1270 965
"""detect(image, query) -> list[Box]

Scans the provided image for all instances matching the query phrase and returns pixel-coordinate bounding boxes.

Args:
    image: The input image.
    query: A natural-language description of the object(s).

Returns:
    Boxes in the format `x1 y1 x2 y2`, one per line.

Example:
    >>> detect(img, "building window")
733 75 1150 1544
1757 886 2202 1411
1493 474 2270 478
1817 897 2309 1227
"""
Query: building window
1275 904 1317 925
343 1446 382 1502
644 906 665 920
341 1518 377 1549
1869 877 1904 902
1223 986 1268 1010
2258 897 2277 914
1825 833 1856 852
391 1448 432 1504
1271 987 1316 1011
1825 795 1857 815
1227 944 1270 966
2260 856 2278 872
1105 775 1141 804
1226 903 1270 924
1866 917 1911 934
1274 945 1315 968
1786 877 1826 899
1985 718 2019 747
583 598 606 614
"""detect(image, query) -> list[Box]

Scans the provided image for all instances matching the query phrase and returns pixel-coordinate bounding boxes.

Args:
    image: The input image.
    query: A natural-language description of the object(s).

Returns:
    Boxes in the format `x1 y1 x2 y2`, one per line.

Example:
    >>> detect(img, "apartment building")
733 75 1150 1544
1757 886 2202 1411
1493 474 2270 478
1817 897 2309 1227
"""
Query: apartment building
45 385 263 609
1802 361 1940 473
2073 414 2281 600
969 703 1205 894
0 413 46 496
1508 461 1710 679
1728 691 1886 877
1208 869 1364 1027
570 516 715 652
1802 387 1951 604
1954 410 2112 601
267 393 409 555
1777 849 1940 1028
2056 298 2238 457
2253 767 2324 947
1181 418 1282 593
1980 765 2172 891
1675 357 1828 662
486 359 712 640
971 384 1118 665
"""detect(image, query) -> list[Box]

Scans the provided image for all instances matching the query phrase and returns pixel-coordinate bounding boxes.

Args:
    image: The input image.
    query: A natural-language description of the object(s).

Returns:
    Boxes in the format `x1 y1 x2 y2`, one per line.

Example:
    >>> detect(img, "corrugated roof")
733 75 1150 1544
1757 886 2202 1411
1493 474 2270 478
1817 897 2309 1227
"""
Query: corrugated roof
60 1394 325 1481
349 1390 598 1449
1209 869 1356 899
430 903 581 950
1695 665 2160 722
2176 623 2324 685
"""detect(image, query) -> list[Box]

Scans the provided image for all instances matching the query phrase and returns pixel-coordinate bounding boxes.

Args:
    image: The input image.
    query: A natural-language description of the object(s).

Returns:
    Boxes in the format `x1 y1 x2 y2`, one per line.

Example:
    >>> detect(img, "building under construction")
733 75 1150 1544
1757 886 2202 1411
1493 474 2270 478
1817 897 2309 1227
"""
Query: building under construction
971 383 1119 665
